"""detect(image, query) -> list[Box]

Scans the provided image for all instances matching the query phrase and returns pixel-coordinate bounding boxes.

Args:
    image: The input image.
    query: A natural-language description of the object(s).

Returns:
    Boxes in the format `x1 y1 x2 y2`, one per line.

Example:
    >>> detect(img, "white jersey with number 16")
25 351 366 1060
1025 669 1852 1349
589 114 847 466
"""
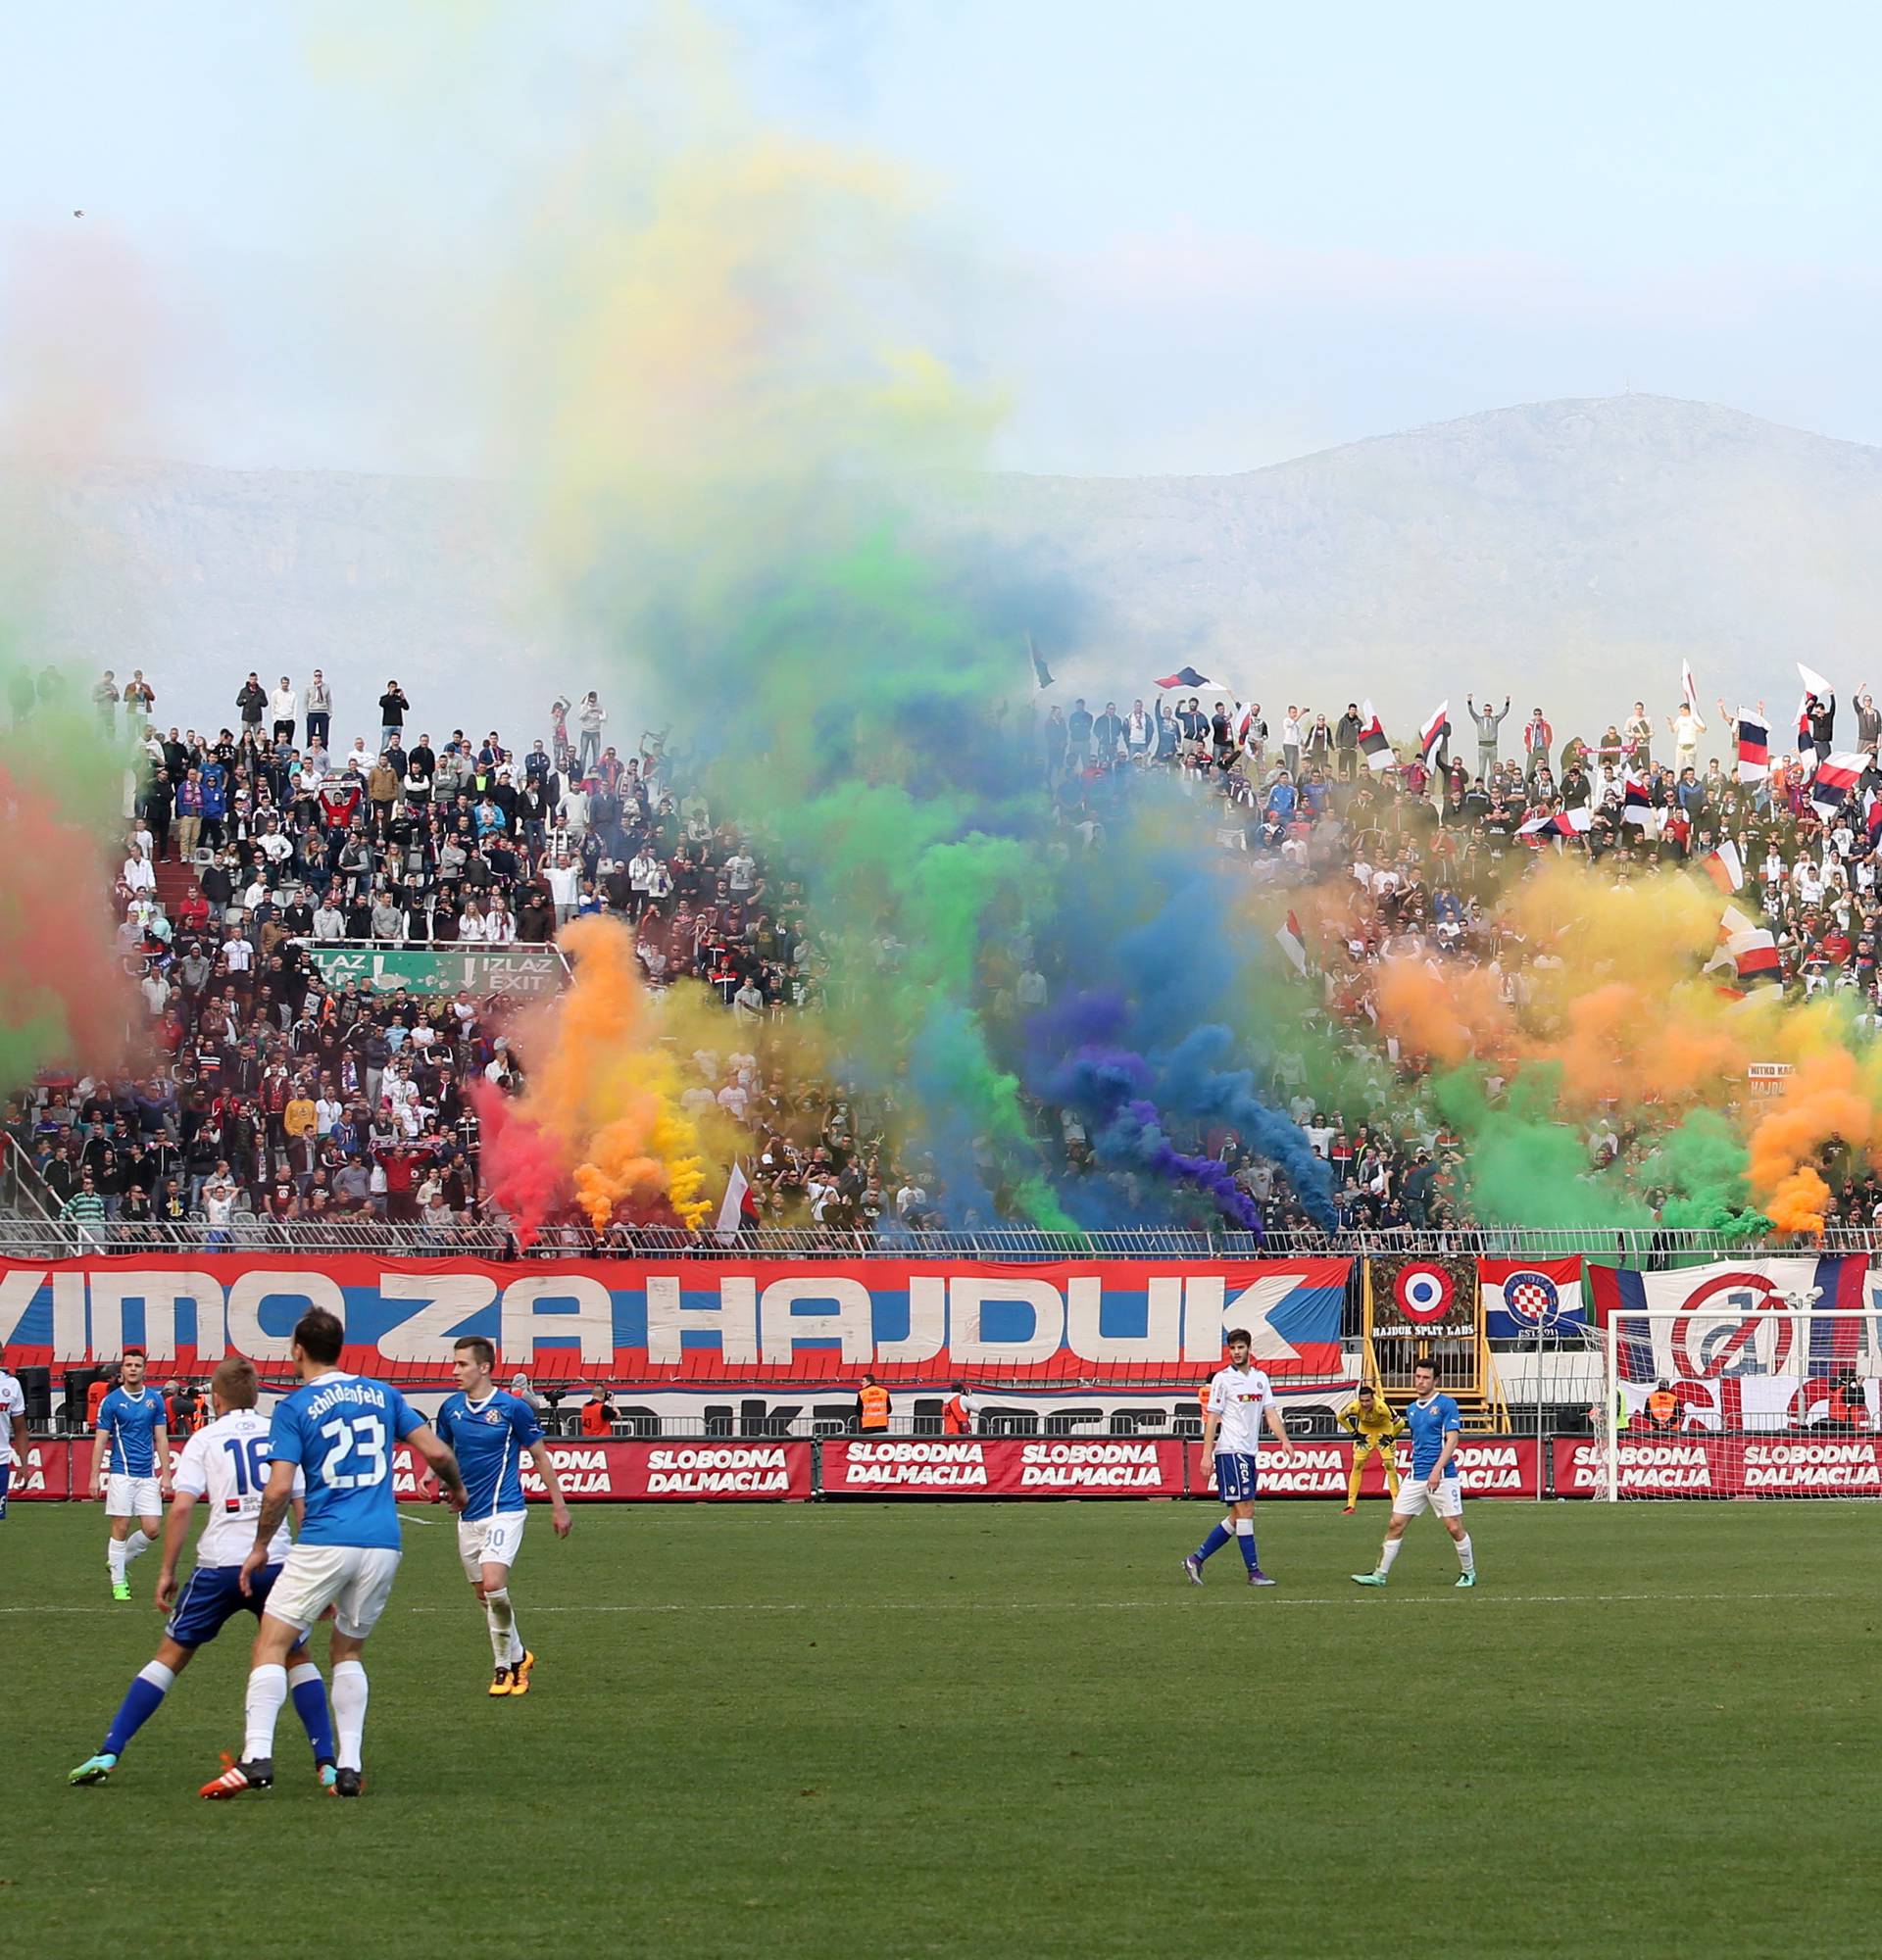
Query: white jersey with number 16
172 1410 303 1566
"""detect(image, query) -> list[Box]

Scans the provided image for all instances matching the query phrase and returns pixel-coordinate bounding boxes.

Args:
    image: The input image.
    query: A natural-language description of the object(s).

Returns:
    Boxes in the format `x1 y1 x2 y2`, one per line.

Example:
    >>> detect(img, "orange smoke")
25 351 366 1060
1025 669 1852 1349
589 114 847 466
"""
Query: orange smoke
481 915 712 1237
1745 1051 1876 1235
1374 956 1523 1070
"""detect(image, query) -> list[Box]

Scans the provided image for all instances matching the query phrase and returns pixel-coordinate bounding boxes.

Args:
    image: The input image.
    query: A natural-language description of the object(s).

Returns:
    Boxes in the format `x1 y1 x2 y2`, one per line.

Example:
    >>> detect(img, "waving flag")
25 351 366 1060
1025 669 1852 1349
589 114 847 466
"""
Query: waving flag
1518 808 1592 842
1729 927 1781 983
1028 634 1055 690
1702 840 1744 894
1418 701 1448 763
1275 910 1308 977
1481 1259 1587 1340
1358 701 1392 771
1734 709 1769 783
1798 661 1835 700
1809 752 1864 817
1156 666 1218 691
1622 772 1652 821
1681 660 1699 714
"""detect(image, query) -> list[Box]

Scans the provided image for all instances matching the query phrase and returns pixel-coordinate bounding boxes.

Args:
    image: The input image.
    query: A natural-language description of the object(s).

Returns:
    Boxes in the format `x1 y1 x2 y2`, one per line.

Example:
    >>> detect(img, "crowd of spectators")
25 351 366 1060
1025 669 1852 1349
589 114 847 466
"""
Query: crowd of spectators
5 664 1874 1245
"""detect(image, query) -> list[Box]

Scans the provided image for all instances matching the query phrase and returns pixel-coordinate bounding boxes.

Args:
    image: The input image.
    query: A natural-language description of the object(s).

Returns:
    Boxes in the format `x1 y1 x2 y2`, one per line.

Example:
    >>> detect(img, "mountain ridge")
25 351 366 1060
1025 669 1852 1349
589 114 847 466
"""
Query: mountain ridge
8 392 1880 738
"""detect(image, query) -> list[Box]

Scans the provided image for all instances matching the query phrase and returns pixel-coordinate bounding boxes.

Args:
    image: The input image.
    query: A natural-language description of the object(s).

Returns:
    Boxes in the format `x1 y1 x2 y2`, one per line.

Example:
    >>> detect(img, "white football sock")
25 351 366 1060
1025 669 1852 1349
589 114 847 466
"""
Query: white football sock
124 1529 152 1564
484 1588 516 1665
1377 1537 1404 1575
243 1663 288 1761
107 1537 128 1584
1456 1533 1475 1573
331 1659 369 1773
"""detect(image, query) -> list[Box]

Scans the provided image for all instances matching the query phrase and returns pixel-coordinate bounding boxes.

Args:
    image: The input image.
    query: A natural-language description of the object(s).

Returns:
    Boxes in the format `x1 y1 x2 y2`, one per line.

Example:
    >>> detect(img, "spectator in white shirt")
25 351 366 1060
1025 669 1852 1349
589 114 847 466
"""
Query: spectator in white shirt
269 677 298 743
545 857 578 922
122 845 156 895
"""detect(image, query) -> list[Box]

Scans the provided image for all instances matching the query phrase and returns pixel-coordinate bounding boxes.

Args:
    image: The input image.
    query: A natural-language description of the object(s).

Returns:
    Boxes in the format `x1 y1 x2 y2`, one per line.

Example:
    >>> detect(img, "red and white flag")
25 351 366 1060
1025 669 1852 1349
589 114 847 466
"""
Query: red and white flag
1701 840 1744 893
1809 752 1864 816
1418 701 1448 763
1359 701 1392 771
1681 661 1699 714
714 1160 752 1246
1729 928 1781 984
1733 709 1769 784
1275 910 1308 977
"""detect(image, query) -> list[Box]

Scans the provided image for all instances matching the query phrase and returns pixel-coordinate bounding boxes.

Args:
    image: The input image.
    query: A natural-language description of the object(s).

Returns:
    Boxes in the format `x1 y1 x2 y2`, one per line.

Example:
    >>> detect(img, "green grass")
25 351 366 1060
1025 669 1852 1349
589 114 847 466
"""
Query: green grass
4 1498 1876 1958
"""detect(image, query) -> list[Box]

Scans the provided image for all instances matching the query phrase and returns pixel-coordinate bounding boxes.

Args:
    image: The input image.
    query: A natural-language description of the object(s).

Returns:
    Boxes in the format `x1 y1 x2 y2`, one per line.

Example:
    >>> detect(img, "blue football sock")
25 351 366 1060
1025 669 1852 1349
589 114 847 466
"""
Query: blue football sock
289 1661 334 1762
1195 1522 1232 1563
0 1460 12 1519
1237 1528 1261 1571
103 1661 173 1757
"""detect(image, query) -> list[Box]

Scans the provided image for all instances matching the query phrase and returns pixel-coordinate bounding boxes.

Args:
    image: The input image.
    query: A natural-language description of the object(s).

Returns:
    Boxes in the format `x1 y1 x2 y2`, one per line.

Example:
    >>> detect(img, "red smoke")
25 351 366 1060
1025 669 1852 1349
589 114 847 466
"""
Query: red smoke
0 760 133 1075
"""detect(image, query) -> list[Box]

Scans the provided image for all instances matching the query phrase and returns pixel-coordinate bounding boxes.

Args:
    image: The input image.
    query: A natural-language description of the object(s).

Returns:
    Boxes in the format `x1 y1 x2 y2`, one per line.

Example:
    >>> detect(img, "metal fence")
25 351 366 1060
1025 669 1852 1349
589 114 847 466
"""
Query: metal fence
0 1214 1871 1263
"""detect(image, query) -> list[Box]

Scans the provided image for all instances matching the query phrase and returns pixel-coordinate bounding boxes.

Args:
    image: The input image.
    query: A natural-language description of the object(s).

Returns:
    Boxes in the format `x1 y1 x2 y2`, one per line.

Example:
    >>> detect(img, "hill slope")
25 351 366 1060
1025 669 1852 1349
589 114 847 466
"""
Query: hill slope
10 394 1880 739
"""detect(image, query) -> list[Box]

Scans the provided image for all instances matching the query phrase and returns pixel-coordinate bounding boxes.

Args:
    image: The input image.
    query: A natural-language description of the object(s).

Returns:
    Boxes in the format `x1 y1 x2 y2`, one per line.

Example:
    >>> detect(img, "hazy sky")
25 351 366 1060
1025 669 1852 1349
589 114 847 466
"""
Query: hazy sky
2 0 1879 479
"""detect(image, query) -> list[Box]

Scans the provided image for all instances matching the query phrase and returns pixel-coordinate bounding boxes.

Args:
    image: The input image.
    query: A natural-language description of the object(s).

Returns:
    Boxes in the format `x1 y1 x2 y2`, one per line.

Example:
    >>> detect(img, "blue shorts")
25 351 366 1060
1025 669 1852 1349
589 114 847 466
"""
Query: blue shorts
165 1561 284 1649
1214 1452 1259 1503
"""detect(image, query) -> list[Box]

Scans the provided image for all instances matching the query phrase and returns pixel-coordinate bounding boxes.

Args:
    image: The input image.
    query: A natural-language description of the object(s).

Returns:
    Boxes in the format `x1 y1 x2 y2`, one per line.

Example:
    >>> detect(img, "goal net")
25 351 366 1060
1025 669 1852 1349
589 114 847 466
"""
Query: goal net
1585 1308 1881 1499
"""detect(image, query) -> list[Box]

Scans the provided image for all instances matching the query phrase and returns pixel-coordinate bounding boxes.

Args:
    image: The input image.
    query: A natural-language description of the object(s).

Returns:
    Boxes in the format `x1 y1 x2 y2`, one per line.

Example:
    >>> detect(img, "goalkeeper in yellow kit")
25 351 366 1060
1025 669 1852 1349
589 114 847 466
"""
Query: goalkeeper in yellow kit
1339 1385 1408 1512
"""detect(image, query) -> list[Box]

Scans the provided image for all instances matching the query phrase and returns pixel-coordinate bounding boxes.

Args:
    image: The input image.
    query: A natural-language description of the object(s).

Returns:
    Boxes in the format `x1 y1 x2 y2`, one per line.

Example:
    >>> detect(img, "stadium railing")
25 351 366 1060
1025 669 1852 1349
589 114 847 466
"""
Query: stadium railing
0 1217 1869 1261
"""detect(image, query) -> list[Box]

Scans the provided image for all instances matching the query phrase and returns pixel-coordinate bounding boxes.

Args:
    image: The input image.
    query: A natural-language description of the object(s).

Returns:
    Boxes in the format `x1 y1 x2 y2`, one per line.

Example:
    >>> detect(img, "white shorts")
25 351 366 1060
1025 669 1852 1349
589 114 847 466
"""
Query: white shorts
264 1543 403 1640
105 1473 162 1519
1392 1475 1463 1520
458 1509 527 1580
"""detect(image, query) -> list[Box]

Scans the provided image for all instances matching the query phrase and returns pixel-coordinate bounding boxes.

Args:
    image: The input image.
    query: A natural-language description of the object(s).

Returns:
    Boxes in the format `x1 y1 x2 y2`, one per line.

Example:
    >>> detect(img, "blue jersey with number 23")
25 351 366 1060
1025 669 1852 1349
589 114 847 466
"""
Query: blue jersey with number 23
268 1372 423 1549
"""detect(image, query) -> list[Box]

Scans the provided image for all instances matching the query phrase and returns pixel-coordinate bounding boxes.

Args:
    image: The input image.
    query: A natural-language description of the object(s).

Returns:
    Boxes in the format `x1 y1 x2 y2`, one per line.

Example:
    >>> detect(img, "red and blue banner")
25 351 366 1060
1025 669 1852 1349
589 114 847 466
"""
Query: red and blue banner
0 1255 1350 1386
1585 1256 1874 1381
1480 1257 1586 1340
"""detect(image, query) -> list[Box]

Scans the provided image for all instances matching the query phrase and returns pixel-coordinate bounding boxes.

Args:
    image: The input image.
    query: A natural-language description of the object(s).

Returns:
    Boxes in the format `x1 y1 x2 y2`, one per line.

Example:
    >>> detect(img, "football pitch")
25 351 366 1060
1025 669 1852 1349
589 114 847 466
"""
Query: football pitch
5 1499 1873 1959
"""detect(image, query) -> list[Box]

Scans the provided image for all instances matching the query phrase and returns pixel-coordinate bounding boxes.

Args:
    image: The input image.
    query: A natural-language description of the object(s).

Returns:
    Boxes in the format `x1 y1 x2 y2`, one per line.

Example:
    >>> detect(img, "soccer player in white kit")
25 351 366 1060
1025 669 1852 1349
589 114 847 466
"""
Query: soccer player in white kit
200 1307 465 1799
90 1348 172 1598
0 1352 25 1519
69 1356 336 1787
1183 1328 1296 1587
434 1337 572 1695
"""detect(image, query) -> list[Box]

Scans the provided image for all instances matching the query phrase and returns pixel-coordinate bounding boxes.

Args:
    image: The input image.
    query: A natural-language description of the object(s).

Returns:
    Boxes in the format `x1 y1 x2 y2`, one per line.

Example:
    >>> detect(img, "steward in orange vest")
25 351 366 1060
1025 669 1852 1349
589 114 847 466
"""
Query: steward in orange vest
1645 1384 1678 1428
943 1384 973 1435
856 1376 891 1433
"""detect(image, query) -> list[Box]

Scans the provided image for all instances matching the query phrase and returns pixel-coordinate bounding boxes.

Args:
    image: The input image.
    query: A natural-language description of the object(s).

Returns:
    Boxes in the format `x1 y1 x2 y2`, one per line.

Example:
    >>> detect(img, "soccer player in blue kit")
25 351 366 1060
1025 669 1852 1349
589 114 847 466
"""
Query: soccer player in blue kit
69 1357 336 1787
200 1307 466 1798
1352 1359 1477 1589
91 1348 172 1599
435 1337 572 1696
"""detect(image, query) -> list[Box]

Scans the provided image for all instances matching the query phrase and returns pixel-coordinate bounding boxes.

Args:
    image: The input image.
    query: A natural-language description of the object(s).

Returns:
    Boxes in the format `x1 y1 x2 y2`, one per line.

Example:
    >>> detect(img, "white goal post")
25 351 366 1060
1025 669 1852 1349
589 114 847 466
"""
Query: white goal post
1591 1308 1881 1499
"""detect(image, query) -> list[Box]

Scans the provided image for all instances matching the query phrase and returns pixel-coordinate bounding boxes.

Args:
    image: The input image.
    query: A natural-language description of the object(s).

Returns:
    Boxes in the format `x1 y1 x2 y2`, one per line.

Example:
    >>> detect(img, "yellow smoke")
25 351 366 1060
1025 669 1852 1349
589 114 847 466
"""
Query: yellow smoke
503 915 713 1230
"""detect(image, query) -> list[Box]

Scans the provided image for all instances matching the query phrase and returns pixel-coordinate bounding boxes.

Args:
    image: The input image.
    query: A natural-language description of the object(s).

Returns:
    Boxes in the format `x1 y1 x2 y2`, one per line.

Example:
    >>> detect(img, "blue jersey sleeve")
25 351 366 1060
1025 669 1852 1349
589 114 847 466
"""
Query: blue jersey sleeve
510 1397 544 1450
434 1396 458 1449
269 1398 307 1466
95 1390 118 1439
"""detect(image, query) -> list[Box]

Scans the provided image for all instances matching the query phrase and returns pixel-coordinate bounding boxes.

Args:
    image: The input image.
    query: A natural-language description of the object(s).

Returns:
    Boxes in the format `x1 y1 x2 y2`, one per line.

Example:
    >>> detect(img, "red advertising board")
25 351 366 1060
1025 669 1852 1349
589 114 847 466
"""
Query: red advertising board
1553 1434 1882 1495
1185 1438 1541 1499
821 1436 1186 1496
389 1437 812 1502
7 1440 74 1499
